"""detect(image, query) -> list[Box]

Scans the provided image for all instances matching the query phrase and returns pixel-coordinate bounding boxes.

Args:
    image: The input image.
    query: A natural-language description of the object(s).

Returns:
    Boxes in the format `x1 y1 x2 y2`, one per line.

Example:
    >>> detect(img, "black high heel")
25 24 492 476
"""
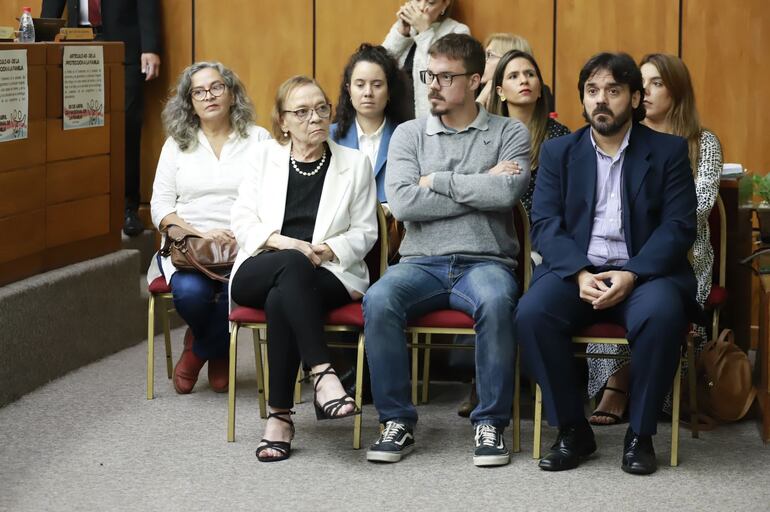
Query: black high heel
304 366 361 420
255 410 295 463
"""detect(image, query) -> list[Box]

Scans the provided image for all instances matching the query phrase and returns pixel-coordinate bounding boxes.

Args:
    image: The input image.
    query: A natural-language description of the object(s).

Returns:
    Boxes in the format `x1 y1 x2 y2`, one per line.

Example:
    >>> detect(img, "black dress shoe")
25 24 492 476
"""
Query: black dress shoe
123 208 145 237
539 421 597 471
621 427 657 475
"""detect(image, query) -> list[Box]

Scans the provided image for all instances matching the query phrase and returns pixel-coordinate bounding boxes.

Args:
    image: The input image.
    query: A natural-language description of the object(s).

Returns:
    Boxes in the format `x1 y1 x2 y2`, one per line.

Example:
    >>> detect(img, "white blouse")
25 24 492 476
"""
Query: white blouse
147 124 271 284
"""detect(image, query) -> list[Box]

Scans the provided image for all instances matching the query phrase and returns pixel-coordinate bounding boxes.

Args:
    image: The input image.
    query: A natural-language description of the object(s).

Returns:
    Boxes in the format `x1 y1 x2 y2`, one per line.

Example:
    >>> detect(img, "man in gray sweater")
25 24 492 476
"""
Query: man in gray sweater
363 33 530 467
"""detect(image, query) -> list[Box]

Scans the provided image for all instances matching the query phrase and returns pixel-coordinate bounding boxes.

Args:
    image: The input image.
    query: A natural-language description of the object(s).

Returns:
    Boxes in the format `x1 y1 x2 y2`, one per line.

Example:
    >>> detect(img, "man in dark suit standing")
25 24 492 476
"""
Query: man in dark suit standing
41 0 161 236
515 52 697 475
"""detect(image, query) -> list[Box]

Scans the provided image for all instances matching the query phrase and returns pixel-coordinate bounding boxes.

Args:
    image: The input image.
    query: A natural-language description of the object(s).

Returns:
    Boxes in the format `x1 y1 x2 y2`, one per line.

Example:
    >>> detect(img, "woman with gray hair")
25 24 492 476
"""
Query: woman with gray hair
147 61 271 395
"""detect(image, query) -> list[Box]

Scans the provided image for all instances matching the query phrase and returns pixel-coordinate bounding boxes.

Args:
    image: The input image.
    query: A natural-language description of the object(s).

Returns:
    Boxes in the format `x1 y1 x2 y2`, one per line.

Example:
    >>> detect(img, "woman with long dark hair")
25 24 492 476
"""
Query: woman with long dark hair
331 43 410 203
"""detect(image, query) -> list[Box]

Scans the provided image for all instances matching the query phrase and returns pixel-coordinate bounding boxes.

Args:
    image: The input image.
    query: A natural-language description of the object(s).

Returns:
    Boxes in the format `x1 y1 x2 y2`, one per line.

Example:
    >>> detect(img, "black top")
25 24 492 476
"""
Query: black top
522 118 571 214
280 145 331 243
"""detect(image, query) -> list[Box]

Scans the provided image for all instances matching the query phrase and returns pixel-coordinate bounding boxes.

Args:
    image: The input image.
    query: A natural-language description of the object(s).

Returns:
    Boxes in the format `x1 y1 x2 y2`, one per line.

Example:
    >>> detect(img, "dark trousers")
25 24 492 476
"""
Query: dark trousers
169 270 230 360
124 64 143 211
231 250 351 409
515 271 687 436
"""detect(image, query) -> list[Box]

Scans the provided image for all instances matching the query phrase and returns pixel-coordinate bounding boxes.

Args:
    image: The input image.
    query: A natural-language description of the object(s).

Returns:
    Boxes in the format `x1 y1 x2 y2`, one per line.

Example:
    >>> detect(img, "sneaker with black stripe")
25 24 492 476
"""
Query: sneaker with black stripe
366 420 414 463
473 424 510 467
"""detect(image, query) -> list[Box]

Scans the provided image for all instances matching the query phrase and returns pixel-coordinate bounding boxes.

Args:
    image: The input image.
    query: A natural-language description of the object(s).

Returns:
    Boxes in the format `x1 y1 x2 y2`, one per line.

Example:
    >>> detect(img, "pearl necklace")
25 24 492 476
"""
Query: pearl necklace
291 148 327 177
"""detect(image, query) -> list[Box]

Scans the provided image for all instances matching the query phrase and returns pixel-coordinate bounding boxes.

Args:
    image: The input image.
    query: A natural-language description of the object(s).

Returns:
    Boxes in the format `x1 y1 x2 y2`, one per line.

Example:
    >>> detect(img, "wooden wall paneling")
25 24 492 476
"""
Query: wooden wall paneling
110 109 126 236
194 0 314 129
0 209 45 264
452 0 555 88
46 156 110 204
0 166 45 217
45 194 110 247
46 115 110 161
554 0 679 131
682 0 770 175
314 0 402 102
139 0 194 213
0 1 42 28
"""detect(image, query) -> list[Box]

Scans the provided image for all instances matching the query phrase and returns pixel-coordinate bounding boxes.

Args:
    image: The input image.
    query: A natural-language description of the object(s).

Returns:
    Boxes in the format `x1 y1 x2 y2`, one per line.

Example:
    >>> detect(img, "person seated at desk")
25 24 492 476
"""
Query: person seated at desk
229 76 378 463
586 53 723 425
516 52 699 475
148 62 270 394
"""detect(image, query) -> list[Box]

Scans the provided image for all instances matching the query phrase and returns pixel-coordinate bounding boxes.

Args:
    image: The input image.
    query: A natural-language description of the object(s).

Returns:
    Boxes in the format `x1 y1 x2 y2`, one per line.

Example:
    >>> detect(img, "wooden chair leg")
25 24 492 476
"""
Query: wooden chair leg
670 360 682 467
252 328 267 419
421 333 432 404
227 324 239 442
353 332 365 449
146 294 155 400
533 384 543 459
411 332 419 405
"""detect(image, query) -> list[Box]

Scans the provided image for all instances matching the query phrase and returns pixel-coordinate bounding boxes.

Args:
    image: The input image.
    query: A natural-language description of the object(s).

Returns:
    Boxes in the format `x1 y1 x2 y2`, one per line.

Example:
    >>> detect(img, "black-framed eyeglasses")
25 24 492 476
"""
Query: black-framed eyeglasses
190 82 226 101
419 70 472 88
282 103 332 121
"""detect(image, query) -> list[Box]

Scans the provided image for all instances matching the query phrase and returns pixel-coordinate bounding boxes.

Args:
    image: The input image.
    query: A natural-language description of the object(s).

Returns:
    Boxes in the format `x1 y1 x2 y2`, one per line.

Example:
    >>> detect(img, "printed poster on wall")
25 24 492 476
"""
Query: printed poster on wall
62 45 105 130
0 49 29 142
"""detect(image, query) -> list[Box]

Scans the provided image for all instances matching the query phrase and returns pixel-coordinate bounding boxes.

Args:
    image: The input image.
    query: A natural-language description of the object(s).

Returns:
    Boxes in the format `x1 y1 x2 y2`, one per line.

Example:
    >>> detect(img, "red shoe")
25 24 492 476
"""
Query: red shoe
208 357 229 393
173 328 205 394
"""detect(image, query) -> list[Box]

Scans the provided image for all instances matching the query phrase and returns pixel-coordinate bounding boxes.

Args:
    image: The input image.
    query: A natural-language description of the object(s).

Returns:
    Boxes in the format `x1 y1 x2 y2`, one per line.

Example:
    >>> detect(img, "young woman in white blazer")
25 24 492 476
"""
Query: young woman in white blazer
230 76 378 462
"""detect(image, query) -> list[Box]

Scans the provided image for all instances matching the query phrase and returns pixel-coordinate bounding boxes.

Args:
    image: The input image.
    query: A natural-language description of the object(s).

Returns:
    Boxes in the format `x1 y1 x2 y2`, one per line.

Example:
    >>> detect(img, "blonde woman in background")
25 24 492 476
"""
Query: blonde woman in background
477 33 532 108
383 0 469 118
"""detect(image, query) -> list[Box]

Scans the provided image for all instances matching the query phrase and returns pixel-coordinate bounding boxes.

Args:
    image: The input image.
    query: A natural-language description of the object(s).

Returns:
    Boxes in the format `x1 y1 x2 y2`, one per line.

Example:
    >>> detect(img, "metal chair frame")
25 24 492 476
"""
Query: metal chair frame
146 286 174 400
406 201 532 453
227 205 389 449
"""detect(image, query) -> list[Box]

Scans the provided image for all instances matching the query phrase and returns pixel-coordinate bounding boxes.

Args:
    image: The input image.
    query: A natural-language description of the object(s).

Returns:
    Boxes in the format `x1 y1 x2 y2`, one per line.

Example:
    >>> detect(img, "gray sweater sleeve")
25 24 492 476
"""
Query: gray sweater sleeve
430 121 531 211
386 124 474 222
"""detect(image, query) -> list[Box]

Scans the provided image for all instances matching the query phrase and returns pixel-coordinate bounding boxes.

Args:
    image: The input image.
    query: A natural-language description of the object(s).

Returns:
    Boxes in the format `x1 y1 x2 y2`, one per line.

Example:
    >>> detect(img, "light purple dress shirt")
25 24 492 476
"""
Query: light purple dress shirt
586 126 632 267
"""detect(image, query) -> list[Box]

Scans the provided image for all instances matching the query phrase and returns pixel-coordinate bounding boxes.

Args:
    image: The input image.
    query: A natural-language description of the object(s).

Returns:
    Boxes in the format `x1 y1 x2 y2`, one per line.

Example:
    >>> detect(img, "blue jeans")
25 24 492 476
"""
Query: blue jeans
363 255 519 429
168 270 230 360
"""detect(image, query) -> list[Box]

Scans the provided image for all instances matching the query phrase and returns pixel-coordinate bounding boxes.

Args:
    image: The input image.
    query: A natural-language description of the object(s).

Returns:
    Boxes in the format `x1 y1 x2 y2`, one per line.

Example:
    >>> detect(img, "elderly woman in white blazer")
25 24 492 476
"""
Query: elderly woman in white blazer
230 76 377 462
382 0 469 118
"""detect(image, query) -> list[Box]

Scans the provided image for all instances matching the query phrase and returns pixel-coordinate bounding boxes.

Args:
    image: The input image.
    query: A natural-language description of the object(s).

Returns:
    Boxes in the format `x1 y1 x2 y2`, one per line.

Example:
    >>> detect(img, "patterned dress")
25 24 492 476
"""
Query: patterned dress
586 130 723 404
521 118 571 215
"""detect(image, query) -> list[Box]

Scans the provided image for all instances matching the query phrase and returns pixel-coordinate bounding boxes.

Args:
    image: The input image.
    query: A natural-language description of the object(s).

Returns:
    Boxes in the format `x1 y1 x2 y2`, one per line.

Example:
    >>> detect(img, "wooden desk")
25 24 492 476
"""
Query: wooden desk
0 41 124 286
757 275 770 442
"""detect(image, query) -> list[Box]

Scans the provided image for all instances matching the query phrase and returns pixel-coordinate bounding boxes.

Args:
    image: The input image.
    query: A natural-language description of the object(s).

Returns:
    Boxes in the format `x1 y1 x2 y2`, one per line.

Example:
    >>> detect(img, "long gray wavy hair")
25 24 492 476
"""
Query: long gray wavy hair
162 61 255 151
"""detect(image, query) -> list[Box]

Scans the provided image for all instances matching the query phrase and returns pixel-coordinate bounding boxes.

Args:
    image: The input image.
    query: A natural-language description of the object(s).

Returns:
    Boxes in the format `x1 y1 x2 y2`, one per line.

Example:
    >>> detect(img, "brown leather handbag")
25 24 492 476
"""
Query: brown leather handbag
696 329 757 422
159 225 238 283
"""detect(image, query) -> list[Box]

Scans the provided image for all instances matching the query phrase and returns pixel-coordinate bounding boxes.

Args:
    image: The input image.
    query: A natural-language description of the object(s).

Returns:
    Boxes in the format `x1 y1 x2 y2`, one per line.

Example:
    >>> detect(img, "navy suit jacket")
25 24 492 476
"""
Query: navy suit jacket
530 123 699 316
331 119 396 203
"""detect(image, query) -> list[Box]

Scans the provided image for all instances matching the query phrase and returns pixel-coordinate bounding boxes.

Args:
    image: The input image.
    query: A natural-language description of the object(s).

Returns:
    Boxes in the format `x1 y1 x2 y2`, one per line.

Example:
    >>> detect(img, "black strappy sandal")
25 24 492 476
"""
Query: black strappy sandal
255 410 295 463
589 386 628 426
304 366 361 420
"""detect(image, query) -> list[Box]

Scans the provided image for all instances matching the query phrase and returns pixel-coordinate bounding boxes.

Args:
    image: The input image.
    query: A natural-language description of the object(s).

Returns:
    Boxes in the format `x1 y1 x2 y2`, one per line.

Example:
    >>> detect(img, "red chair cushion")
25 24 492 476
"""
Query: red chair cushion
576 323 627 339
705 286 728 309
229 306 266 323
325 302 364 326
408 310 475 329
148 276 171 294
229 302 364 327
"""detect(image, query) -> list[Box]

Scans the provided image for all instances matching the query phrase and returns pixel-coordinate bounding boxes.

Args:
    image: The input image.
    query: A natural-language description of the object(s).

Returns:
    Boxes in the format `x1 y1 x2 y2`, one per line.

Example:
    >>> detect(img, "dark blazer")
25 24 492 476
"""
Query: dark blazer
530 123 699 315
331 119 396 203
41 0 161 64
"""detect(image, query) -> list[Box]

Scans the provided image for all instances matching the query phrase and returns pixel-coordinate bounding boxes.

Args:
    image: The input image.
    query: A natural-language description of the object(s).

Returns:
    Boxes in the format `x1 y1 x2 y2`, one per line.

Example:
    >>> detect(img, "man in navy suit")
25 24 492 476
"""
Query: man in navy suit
515 52 697 475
